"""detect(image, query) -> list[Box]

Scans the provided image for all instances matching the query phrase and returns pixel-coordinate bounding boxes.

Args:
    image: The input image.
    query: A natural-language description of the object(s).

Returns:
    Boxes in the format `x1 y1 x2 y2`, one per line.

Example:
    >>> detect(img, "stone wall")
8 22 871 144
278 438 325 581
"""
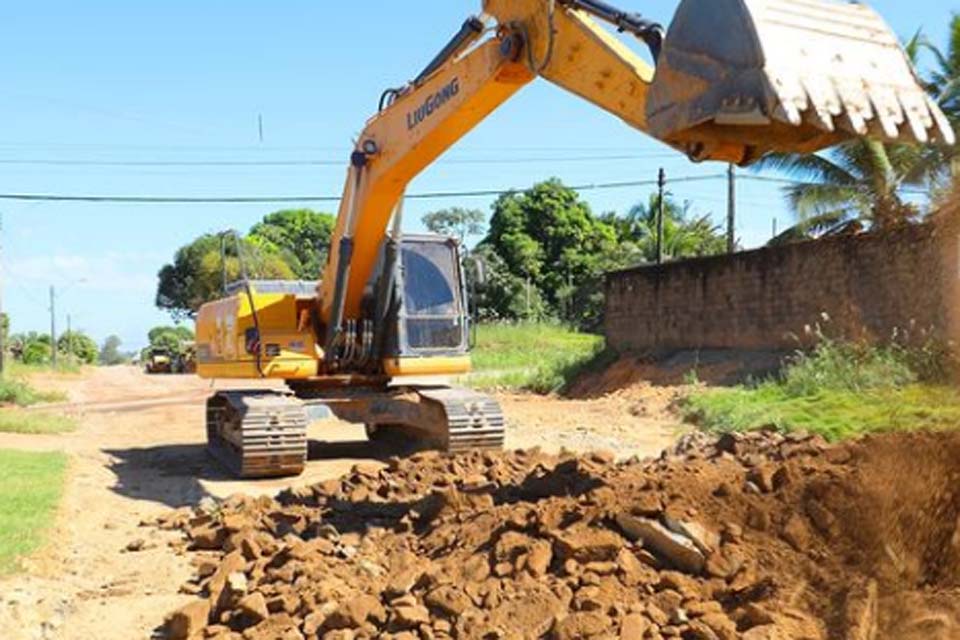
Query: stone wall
605 223 960 353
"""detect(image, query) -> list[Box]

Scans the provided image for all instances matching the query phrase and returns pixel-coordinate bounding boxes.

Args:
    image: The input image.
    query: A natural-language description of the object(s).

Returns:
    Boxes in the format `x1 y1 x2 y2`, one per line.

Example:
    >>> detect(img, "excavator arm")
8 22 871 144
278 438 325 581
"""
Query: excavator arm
318 0 954 369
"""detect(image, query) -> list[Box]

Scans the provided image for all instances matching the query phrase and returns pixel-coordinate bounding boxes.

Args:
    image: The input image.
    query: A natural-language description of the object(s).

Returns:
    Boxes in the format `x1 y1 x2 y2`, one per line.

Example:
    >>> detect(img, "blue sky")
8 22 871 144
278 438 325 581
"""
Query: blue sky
0 1 952 349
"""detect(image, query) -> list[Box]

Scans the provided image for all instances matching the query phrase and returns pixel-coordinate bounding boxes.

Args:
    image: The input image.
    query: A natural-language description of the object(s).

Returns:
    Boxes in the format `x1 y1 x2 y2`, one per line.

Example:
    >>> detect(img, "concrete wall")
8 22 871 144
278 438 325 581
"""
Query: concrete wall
605 223 960 353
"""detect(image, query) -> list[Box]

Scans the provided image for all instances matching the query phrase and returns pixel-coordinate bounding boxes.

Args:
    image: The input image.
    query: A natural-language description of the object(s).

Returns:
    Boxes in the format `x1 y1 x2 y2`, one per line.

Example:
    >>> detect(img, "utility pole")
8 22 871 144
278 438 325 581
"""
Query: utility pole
727 164 737 253
773 217 779 240
49 285 57 368
656 168 666 265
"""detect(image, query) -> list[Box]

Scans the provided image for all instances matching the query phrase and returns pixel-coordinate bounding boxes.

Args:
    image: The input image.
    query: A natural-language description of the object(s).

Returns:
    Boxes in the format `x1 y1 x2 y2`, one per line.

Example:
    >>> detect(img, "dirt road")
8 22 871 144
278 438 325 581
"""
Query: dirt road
0 366 684 640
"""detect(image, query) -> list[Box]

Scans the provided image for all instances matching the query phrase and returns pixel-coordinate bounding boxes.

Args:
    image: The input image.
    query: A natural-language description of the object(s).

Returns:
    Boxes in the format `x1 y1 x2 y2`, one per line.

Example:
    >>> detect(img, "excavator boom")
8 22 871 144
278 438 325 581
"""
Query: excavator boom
320 0 953 350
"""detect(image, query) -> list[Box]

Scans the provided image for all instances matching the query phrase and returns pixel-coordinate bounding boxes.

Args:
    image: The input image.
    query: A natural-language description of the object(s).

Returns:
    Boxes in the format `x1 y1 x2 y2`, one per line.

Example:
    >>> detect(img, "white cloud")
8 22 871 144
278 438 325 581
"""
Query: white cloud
5 252 156 294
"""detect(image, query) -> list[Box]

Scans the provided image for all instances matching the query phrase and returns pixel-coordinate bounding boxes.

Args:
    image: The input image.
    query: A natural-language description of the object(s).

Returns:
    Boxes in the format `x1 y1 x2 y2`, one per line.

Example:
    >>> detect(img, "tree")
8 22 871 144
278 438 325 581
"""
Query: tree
156 233 295 319
422 208 486 245
467 246 549 322
57 331 99 365
249 209 335 279
99 335 127 366
752 140 928 241
754 25 960 240
149 325 193 344
12 332 52 365
482 179 618 328
918 16 960 194
603 194 727 263
148 326 191 353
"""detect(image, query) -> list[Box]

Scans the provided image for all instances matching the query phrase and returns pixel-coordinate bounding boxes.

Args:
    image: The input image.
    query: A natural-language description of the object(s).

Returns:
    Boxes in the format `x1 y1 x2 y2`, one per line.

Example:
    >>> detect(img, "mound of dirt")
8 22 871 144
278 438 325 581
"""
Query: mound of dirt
152 430 960 640
566 350 786 399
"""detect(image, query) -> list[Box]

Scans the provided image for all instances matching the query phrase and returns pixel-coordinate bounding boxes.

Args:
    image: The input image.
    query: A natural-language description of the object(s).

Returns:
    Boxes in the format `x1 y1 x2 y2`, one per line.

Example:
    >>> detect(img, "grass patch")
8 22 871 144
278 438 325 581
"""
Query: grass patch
0 410 77 435
0 450 67 574
6 360 82 377
683 330 960 441
468 323 606 393
685 384 960 441
0 377 67 407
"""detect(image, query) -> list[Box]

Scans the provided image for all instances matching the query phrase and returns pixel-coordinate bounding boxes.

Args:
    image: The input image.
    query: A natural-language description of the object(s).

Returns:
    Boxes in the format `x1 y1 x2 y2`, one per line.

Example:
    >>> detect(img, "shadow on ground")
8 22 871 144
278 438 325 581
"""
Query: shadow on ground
103 435 424 509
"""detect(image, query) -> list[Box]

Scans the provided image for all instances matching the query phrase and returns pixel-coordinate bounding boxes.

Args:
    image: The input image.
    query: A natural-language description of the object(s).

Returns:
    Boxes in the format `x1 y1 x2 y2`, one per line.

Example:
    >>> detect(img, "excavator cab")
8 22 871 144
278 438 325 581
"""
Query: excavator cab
646 0 955 164
380 234 469 376
390 235 469 358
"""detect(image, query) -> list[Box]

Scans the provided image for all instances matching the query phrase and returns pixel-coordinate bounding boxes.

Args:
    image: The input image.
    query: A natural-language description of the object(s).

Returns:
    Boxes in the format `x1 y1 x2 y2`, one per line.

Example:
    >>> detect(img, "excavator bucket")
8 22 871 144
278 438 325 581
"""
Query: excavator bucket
646 0 956 165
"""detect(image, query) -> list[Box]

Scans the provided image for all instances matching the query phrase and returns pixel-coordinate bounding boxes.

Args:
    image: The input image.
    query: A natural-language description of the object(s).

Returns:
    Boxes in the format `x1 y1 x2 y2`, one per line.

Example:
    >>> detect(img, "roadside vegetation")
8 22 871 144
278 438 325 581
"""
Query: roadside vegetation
0 376 66 407
684 328 960 441
0 410 77 435
467 323 606 393
0 450 68 574
0 364 77 434
0 375 76 434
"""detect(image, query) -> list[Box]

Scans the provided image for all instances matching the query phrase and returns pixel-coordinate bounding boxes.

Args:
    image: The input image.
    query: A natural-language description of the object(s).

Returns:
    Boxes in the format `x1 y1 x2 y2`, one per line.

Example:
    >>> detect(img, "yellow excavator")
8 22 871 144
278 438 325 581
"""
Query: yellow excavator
195 0 954 478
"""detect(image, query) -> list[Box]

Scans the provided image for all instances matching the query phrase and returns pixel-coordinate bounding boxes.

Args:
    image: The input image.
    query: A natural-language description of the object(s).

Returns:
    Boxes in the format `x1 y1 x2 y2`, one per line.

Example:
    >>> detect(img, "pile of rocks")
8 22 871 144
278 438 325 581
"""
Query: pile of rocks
153 429 960 640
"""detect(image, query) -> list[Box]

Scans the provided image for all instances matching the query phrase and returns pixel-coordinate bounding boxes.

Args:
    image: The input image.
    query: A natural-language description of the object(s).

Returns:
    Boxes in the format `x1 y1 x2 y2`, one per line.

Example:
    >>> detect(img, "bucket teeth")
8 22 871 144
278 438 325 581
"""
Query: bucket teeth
647 0 956 163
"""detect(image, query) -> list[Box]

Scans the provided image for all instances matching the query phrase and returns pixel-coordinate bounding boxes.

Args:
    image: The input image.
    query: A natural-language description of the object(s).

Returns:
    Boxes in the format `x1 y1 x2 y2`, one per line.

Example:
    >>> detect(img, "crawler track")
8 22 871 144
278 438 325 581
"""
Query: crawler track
206 391 308 478
418 388 505 453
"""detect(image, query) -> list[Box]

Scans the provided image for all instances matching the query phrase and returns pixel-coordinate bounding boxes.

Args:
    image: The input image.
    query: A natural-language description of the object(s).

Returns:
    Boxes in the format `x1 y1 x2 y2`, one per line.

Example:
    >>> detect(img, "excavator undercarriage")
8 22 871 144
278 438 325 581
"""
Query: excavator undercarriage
205 386 505 478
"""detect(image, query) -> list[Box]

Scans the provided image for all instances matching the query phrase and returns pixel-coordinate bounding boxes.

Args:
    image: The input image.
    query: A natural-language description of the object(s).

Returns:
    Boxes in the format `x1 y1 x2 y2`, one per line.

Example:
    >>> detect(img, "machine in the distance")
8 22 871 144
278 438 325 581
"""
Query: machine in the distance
195 0 954 478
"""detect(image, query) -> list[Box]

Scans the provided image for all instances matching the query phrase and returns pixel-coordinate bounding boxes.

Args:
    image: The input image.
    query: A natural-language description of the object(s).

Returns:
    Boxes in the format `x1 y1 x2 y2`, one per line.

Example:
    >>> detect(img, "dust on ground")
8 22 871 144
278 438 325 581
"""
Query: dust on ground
0 365 685 640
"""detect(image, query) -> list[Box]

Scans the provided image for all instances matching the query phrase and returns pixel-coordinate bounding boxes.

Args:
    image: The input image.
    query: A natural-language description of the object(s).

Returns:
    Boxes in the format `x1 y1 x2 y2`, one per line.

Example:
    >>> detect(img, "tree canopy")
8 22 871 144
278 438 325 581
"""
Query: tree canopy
249 209 335 279
58 331 99 365
422 208 486 245
147 325 194 353
10 332 52 365
156 210 333 320
99 335 127 366
603 194 727 263
480 179 620 328
156 233 295 319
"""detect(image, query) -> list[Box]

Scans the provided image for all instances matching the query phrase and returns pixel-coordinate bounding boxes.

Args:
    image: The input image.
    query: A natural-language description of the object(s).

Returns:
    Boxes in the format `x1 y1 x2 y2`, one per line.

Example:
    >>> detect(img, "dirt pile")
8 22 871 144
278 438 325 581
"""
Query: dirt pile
152 430 960 640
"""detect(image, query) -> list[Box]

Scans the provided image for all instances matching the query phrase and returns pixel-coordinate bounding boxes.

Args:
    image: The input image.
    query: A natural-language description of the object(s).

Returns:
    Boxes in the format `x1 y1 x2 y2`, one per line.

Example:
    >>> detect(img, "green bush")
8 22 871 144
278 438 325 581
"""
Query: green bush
57 331 99 365
779 337 917 396
21 342 51 366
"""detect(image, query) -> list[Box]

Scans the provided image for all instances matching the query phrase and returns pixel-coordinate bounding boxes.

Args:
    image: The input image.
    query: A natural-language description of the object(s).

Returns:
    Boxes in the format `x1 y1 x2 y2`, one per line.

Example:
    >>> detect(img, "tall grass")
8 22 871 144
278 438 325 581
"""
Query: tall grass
684 326 959 440
468 323 606 393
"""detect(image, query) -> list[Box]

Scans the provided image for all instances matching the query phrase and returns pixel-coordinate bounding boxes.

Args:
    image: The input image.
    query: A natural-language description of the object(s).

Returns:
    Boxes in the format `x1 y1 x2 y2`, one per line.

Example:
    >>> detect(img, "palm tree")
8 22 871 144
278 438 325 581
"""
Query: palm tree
923 15 960 123
607 194 727 262
752 139 926 243
919 15 960 191
755 24 960 243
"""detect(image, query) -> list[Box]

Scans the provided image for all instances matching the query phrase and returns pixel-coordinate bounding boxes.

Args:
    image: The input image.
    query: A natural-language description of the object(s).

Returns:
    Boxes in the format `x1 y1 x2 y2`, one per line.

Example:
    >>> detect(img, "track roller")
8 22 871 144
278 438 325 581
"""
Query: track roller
206 390 308 479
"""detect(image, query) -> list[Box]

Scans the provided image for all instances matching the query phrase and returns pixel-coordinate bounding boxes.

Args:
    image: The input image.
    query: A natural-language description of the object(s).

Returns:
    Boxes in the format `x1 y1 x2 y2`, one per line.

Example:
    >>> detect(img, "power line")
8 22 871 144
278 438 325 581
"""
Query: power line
738 174 930 195
0 174 729 205
0 152 680 168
